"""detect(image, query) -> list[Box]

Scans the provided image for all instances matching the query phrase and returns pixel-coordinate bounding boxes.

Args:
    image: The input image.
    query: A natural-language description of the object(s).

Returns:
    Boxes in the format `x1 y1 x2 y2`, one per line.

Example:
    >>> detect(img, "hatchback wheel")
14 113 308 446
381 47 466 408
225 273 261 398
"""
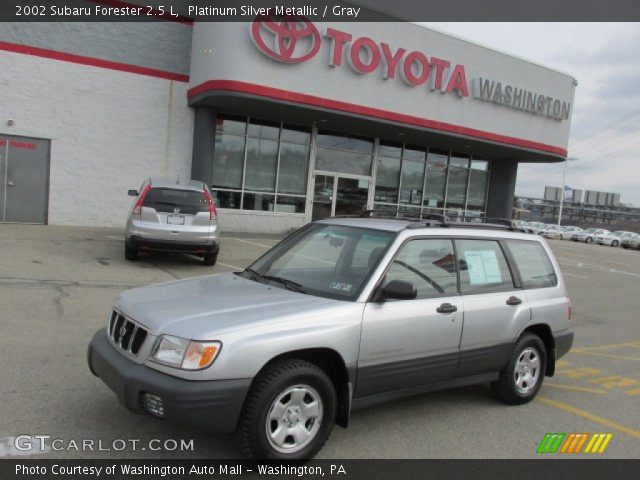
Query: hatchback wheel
585 237 593 244
492 333 546 405
203 251 217 266
238 359 336 460
124 244 138 261
611 240 619 247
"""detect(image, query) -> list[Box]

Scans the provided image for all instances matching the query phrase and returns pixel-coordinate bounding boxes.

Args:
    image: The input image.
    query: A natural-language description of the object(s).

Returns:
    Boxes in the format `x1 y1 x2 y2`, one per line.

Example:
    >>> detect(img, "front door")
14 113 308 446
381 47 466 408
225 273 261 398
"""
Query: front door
311 174 370 221
0 134 50 224
357 238 463 398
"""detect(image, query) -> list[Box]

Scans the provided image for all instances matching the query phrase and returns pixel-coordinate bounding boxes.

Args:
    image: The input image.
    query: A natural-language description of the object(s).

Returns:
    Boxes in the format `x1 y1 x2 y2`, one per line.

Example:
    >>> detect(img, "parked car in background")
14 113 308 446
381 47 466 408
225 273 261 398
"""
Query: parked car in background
542 226 563 240
556 226 583 240
524 222 548 234
621 235 640 250
571 228 610 244
125 177 220 265
539 225 558 237
88 216 573 460
595 231 638 247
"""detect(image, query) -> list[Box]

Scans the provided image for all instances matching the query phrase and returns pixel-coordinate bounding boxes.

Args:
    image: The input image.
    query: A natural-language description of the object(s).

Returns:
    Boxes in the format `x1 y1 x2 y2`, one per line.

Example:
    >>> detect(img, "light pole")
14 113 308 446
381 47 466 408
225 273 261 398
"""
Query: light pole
557 156 577 227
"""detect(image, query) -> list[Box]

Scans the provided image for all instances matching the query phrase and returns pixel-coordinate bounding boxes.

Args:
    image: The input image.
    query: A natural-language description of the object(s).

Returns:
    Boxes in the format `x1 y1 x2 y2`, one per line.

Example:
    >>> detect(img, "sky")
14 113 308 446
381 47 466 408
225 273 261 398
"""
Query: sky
423 23 640 207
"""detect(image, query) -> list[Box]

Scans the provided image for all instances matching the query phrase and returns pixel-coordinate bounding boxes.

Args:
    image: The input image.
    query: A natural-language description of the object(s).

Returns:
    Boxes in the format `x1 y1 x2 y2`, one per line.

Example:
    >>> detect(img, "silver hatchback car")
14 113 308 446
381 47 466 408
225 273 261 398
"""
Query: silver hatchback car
89 215 573 460
125 177 220 265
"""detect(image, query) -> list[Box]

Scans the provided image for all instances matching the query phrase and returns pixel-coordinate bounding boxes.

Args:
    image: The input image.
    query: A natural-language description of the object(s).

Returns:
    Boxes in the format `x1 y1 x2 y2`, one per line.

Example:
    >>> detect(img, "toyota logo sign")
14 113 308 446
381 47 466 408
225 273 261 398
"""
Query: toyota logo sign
250 14 321 64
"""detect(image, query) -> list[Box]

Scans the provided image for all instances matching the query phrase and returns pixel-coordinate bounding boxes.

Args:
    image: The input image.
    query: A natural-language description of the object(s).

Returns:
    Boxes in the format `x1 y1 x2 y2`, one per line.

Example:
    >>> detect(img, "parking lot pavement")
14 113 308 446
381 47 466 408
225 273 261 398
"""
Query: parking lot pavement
0 225 638 459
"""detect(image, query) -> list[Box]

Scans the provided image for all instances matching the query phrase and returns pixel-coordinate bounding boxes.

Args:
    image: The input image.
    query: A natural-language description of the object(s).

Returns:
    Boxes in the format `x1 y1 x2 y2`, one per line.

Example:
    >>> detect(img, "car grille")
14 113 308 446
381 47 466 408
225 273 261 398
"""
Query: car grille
108 310 148 355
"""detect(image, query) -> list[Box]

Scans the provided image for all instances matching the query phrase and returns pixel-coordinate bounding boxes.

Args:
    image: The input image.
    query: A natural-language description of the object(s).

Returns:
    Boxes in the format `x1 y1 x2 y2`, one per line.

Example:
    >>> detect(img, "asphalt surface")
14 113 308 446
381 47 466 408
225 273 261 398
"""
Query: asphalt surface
0 224 638 459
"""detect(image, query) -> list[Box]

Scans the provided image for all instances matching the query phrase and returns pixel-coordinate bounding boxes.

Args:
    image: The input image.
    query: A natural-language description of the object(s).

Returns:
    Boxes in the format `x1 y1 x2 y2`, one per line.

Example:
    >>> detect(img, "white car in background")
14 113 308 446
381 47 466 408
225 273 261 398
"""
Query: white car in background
595 231 638 247
571 228 610 244
544 225 583 240
526 222 548 235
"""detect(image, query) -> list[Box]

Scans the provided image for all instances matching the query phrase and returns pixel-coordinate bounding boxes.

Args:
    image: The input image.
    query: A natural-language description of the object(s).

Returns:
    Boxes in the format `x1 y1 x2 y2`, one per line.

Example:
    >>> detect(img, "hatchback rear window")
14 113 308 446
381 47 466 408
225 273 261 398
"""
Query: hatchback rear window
505 240 557 288
143 188 207 215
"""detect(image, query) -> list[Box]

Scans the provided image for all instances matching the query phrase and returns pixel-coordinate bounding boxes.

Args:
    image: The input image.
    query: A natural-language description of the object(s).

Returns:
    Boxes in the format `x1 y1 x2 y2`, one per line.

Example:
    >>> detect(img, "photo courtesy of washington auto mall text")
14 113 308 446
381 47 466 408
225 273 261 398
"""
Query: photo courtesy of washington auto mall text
1 0 639 479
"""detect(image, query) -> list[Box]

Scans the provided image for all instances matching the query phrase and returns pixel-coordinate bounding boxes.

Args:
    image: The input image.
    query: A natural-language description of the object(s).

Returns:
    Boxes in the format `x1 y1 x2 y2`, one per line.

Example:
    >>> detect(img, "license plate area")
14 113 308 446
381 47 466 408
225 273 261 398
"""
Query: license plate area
166 214 185 225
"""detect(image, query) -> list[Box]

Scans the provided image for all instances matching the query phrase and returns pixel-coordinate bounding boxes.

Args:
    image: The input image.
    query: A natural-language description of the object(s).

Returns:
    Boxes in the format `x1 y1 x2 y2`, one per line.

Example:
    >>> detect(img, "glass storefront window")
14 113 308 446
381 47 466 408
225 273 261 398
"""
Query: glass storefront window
399 147 425 206
244 138 278 192
315 148 373 176
423 149 448 209
212 133 245 189
446 166 469 209
212 116 311 213
374 155 401 204
278 143 310 195
317 131 373 153
467 170 488 210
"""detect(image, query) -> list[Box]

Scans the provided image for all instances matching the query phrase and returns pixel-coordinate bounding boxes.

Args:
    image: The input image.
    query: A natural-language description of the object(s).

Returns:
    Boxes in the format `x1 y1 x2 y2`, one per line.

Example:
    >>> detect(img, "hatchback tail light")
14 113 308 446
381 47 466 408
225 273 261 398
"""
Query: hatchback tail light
132 185 151 215
203 189 217 220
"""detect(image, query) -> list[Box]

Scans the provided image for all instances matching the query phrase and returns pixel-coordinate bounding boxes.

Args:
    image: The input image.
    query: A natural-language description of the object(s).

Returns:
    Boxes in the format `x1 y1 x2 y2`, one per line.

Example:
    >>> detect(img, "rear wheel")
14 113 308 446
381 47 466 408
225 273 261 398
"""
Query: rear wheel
611 240 619 247
124 244 138 261
238 359 336 460
203 251 218 266
492 333 546 405
586 236 593 244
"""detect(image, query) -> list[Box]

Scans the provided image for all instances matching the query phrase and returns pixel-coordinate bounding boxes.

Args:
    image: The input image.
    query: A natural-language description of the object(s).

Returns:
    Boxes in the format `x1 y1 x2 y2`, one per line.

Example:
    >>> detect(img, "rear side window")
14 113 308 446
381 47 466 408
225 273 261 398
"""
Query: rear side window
506 240 557 288
455 239 514 293
143 188 207 214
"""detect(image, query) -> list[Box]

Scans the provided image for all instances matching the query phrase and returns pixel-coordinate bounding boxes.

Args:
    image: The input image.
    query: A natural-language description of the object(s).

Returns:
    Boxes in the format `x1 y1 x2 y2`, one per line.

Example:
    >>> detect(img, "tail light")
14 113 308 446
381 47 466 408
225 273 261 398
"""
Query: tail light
203 189 217 220
132 185 151 215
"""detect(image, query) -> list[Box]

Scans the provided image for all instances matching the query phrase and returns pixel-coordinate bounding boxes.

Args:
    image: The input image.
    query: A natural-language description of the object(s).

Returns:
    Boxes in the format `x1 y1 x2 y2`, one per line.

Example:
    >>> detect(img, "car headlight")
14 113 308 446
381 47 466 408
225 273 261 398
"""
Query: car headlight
150 335 221 370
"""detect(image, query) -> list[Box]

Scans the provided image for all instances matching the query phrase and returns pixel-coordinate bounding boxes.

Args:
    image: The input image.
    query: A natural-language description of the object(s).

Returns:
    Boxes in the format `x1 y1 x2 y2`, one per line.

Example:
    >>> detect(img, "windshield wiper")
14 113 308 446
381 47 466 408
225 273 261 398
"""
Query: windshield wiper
243 269 306 293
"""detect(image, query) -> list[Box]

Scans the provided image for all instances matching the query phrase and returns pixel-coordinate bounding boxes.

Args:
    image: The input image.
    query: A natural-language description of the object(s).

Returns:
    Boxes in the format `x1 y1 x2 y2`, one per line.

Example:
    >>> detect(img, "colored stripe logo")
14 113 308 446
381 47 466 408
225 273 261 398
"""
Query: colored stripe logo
537 433 612 454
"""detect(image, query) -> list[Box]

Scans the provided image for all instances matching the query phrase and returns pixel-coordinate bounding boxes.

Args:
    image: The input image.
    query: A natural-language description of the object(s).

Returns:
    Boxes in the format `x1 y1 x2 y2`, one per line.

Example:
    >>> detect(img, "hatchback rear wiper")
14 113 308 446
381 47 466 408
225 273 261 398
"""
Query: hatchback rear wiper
243 269 306 293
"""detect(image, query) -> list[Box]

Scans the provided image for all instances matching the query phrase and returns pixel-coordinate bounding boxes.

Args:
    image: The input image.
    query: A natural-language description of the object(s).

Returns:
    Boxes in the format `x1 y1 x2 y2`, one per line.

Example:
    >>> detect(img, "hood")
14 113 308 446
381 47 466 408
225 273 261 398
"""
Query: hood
114 273 338 339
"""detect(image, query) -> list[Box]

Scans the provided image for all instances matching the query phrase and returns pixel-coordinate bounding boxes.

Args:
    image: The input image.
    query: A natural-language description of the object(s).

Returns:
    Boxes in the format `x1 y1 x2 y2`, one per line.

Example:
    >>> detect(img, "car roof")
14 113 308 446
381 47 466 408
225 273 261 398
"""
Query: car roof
148 177 205 191
316 217 543 240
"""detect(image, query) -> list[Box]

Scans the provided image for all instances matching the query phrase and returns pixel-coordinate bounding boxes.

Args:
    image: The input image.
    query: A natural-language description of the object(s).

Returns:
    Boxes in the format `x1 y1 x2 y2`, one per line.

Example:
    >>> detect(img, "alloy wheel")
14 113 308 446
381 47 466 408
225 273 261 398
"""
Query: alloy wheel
513 347 541 395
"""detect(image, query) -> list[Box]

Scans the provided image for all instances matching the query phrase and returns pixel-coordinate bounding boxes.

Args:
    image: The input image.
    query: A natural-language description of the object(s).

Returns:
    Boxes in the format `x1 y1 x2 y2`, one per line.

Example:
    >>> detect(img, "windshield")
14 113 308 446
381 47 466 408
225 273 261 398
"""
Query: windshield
612 231 624 236
243 224 396 301
584 228 597 233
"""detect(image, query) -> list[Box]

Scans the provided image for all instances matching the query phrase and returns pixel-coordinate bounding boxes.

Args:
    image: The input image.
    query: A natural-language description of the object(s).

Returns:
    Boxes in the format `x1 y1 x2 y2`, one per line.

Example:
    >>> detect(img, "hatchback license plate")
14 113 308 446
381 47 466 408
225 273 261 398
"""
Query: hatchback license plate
167 214 185 225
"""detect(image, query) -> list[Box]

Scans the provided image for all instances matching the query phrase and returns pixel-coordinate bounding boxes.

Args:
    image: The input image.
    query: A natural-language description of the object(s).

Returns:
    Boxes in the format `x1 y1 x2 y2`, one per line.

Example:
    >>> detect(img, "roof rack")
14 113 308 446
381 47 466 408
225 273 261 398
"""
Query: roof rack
340 208 525 232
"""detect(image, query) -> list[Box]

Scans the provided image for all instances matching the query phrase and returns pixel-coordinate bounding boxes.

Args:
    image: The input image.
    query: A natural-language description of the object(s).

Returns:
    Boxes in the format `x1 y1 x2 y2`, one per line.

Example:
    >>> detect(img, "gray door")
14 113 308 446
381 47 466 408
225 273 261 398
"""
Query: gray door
0 135 50 224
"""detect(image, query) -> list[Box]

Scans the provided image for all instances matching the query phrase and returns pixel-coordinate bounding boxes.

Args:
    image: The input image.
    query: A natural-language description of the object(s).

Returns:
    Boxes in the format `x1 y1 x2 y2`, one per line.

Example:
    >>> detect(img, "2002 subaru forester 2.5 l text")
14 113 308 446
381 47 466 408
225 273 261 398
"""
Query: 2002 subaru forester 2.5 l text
88 216 573 459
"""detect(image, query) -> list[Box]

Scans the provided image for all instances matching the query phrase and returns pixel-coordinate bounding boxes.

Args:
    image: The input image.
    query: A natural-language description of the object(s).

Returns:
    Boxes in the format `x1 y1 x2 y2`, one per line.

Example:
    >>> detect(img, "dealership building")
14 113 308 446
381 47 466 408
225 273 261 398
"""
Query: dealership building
0 13 576 231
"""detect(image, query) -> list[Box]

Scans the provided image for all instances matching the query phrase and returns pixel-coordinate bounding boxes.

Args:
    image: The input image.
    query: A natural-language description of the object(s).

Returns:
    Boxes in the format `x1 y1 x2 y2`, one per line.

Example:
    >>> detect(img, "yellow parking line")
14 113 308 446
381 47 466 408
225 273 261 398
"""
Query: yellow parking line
544 383 608 395
569 351 640 362
536 396 640 439
573 341 640 352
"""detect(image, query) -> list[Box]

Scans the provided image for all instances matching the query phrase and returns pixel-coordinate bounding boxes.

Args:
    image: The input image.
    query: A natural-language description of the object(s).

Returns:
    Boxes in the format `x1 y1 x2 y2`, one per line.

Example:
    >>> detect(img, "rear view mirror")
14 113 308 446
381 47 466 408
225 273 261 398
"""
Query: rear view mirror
382 280 417 301
127 189 138 197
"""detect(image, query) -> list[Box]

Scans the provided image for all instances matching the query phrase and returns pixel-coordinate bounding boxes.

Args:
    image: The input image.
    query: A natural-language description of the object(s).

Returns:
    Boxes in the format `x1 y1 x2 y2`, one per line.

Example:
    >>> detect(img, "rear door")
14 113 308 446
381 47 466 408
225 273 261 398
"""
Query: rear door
357 238 463 397
139 187 211 243
456 238 531 377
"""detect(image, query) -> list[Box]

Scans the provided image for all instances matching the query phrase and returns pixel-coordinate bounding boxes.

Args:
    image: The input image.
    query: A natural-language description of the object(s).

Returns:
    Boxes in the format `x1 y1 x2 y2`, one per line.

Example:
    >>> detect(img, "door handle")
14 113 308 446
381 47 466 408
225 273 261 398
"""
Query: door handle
436 303 457 314
7 181 15 186
506 296 522 306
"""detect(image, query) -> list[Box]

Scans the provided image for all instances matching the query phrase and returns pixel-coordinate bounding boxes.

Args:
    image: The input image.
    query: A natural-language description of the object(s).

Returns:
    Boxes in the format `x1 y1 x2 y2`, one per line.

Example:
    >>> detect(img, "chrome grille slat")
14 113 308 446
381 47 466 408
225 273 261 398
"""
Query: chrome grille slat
108 310 148 356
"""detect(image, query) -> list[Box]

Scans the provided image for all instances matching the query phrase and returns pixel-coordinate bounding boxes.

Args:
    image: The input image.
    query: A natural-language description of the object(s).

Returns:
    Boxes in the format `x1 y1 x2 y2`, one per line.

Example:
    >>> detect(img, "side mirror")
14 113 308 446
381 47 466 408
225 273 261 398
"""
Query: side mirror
381 280 417 301
127 189 138 197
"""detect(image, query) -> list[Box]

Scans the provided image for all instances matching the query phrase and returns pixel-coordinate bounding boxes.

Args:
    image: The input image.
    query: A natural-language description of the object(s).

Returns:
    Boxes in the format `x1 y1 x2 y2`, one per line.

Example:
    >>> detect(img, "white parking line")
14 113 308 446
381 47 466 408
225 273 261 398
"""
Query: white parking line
105 235 124 241
217 261 243 270
563 272 590 279
559 261 640 278
228 238 274 249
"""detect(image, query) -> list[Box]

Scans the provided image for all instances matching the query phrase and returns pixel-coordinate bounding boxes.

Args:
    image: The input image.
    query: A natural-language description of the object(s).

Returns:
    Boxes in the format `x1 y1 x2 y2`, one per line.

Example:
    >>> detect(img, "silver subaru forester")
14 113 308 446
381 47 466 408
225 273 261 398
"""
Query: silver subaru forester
89 215 573 459
124 177 220 265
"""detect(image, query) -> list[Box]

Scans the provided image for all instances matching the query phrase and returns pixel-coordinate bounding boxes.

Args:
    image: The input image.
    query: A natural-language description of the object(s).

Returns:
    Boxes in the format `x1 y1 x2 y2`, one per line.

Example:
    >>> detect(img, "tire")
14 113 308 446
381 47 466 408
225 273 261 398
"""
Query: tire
611 240 619 247
203 251 218 266
556 234 562 240
238 359 337 460
491 333 546 405
585 237 593 244
124 244 138 261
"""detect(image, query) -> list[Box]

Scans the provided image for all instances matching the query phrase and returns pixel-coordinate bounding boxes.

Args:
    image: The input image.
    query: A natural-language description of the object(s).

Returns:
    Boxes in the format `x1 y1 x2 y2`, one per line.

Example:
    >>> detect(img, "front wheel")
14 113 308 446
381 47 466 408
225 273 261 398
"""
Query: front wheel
492 333 546 405
585 236 593 244
238 359 336 460
611 240 619 247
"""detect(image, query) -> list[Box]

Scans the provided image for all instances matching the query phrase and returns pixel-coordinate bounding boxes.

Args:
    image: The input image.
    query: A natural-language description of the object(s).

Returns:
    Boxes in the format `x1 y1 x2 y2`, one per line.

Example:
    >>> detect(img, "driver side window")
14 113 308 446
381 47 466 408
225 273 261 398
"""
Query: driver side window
384 238 458 299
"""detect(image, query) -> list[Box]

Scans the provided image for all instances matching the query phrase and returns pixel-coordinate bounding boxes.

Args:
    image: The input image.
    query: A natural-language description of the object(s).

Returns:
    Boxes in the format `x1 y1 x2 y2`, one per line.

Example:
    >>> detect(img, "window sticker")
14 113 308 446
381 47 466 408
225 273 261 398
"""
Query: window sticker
329 282 353 292
465 250 502 285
